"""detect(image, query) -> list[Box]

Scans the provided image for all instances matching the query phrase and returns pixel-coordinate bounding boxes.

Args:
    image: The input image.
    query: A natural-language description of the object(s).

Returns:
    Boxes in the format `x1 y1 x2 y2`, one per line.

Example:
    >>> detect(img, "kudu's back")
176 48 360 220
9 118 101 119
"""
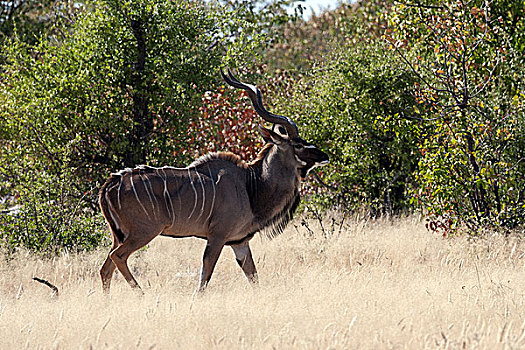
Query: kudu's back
99 158 258 244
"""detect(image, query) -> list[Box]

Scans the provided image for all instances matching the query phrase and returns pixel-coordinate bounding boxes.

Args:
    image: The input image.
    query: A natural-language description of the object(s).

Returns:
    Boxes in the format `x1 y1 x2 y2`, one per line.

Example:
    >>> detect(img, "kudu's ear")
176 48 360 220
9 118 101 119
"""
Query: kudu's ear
259 125 283 145
272 124 289 139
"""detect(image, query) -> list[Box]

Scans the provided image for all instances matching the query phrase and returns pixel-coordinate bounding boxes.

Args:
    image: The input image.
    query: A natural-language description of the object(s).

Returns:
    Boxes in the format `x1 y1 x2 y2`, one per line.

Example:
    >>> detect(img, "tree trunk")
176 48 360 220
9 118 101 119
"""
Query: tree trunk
124 18 153 167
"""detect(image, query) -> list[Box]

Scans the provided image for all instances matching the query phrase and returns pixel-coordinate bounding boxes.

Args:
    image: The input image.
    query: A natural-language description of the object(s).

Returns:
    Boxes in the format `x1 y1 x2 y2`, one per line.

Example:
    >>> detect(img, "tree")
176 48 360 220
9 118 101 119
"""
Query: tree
387 0 525 233
0 0 265 253
0 0 78 42
264 0 394 72
262 1 423 215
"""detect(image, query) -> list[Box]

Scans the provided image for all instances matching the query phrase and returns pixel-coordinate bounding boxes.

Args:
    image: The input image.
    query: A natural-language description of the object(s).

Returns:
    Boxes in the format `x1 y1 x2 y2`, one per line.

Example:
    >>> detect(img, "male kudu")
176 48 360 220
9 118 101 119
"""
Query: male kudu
99 69 329 293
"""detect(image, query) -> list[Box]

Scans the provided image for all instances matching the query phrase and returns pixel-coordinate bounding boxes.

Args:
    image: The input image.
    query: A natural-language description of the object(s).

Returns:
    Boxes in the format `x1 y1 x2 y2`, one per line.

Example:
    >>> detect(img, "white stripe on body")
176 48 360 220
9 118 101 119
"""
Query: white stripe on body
163 167 182 226
129 174 151 219
205 164 216 223
195 170 206 221
187 168 198 220
139 173 157 220
159 168 175 226
105 192 121 231
144 174 160 216
117 178 123 210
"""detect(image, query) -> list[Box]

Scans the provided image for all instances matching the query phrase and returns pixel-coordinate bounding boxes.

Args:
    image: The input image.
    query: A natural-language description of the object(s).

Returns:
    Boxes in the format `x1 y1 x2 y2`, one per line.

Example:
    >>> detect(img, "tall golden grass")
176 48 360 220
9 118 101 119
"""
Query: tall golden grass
1 215 524 349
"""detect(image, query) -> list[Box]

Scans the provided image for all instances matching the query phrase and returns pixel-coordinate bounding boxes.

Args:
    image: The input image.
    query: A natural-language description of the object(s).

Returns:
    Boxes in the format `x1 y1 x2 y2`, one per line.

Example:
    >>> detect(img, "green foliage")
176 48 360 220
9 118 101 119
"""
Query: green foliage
274 40 423 215
1 0 223 188
0 167 105 255
0 1 74 42
0 0 271 253
262 0 427 215
267 0 524 234
388 0 525 233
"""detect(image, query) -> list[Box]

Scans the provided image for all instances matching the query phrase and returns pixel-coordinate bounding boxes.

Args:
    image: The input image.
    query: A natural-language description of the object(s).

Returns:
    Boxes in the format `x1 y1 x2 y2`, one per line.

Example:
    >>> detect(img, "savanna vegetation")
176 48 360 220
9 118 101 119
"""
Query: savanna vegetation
2 217 525 348
1 2 524 349
0 0 523 255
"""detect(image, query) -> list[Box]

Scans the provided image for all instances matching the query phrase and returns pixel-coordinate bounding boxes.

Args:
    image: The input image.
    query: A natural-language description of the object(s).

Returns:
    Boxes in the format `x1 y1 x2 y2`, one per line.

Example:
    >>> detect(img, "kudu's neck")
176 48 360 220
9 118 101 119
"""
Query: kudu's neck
247 144 300 221
251 144 299 184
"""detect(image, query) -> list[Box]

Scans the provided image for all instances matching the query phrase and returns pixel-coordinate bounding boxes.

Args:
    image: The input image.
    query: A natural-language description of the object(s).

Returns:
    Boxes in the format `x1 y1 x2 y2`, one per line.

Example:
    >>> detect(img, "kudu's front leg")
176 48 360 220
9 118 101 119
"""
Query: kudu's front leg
231 241 258 284
197 239 225 292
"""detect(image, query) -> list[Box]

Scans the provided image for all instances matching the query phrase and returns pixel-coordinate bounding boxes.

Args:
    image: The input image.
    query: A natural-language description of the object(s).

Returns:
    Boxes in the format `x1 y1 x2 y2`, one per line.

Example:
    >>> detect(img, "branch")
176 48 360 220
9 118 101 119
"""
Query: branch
0 113 63 171
385 37 449 94
398 111 444 122
32 277 59 297
395 1 445 10
466 5 491 61
311 170 338 191
471 57 500 98
459 3 471 107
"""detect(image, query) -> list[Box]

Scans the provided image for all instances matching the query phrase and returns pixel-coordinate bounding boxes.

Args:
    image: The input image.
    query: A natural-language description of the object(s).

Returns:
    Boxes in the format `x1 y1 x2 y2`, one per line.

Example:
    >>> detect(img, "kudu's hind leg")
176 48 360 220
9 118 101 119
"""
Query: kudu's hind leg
110 232 158 292
231 241 258 284
197 239 225 292
100 236 119 293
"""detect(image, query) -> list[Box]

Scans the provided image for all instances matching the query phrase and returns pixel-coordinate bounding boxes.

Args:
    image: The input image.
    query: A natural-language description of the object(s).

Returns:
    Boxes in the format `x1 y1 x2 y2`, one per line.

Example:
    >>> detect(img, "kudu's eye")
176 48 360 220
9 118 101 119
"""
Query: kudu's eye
276 125 287 136
294 144 304 150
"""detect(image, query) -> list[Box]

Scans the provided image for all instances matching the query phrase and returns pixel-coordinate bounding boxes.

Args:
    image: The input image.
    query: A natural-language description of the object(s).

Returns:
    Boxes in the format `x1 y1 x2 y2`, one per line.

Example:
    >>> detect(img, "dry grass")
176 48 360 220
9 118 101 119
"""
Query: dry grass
1 215 525 349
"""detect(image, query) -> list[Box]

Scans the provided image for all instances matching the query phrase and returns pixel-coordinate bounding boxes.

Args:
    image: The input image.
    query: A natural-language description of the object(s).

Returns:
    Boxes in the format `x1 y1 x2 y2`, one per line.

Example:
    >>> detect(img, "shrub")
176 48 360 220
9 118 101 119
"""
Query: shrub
388 0 525 233
0 0 268 253
272 40 424 216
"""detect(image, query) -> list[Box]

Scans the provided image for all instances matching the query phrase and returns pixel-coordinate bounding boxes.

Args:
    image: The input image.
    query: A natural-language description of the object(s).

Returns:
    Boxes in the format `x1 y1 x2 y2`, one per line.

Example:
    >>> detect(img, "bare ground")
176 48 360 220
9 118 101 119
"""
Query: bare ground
1 215 524 349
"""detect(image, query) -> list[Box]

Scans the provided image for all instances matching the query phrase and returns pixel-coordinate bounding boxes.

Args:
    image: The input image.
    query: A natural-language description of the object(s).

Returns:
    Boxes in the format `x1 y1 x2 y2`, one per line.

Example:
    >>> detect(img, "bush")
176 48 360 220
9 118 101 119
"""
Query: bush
0 0 270 253
388 0 525 233
0 165 105 255
272 40 424 216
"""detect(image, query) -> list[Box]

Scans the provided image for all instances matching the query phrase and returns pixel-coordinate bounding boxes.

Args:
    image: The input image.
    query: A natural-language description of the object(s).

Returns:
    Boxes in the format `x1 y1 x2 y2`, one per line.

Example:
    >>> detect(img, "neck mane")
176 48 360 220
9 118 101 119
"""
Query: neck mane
189 144 274 169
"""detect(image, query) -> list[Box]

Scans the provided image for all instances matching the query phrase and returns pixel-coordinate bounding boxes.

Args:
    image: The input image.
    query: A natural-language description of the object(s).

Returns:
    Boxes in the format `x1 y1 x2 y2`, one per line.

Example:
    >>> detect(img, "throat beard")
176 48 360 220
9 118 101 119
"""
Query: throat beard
260 189 301 239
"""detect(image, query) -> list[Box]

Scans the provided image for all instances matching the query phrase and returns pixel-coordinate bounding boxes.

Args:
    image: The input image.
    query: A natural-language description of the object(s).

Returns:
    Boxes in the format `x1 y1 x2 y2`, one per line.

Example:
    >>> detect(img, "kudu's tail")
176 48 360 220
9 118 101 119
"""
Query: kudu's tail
99 175 126 243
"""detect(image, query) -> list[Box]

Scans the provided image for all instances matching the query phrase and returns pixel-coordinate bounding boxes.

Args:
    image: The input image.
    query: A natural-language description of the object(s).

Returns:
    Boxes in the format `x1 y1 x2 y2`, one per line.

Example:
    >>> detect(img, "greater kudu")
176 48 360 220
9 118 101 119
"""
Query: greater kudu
99 69 329 293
